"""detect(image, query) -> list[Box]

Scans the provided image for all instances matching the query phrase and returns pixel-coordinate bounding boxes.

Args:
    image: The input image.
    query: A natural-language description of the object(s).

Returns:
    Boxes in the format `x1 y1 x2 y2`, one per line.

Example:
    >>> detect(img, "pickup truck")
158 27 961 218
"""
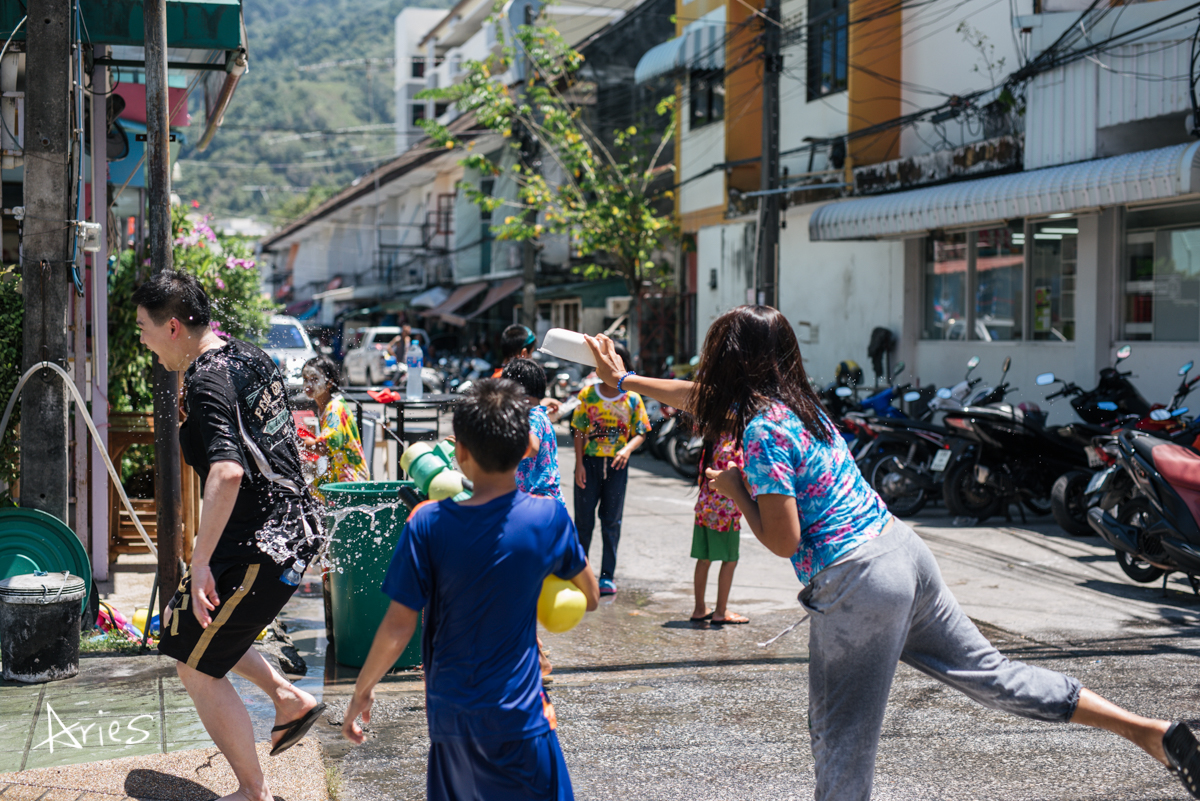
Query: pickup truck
341 326 442 391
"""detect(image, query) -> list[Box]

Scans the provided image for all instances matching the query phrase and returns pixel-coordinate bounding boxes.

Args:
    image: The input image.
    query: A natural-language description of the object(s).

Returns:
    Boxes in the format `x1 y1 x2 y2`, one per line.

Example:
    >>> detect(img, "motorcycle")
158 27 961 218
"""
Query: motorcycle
856 357 992 518
1043 354 1198 535
1086 422 1200 590
936 356 1101 523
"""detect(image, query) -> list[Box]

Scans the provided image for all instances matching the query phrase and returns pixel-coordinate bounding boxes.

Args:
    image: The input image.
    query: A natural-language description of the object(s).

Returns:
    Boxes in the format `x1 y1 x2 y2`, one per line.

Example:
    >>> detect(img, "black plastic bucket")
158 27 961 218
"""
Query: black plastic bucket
0 572 87 683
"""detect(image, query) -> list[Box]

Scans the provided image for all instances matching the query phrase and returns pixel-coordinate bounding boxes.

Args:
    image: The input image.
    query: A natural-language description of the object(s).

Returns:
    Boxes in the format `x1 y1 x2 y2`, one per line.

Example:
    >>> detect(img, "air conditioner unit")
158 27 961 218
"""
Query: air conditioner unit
605 296 632 317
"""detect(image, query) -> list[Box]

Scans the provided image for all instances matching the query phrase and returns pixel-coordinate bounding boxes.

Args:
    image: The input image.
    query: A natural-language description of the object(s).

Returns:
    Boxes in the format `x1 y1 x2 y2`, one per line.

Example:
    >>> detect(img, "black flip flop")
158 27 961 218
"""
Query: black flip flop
270 702 326 757
1164 721 1200 799
689 612 713 622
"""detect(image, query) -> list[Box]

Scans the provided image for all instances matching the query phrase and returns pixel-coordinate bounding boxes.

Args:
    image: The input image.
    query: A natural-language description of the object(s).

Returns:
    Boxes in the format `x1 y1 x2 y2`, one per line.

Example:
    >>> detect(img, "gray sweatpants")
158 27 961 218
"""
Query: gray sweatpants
801 520 1081 801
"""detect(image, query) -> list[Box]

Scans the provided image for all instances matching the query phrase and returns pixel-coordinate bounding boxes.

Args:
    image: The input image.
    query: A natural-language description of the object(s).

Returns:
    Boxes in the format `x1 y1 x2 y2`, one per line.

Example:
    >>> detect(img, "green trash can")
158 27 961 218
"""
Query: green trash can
322 481 422 669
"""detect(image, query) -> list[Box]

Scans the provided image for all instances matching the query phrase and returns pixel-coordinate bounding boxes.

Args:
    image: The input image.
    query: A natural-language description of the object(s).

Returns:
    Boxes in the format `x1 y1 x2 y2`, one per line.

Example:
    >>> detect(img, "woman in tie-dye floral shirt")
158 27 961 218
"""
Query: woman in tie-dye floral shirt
578 308 1183 801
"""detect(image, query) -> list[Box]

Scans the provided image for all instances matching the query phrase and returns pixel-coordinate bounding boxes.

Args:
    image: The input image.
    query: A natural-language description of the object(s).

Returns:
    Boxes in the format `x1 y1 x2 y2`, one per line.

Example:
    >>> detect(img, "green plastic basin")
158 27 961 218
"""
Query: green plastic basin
321 481 422 669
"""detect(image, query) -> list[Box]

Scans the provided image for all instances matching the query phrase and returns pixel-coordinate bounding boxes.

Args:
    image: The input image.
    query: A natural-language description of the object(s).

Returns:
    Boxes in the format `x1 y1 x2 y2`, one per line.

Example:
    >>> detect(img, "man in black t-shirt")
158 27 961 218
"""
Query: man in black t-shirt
132 271 326 801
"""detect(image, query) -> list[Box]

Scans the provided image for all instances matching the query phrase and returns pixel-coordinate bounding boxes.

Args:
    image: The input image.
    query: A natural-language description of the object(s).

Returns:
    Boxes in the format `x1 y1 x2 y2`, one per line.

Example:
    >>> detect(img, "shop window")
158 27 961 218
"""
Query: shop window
1123 225 1200 341
807 0 848 101
974 222 1024 341
921 232 968 340
689 69 724 129
1030 220 1077 341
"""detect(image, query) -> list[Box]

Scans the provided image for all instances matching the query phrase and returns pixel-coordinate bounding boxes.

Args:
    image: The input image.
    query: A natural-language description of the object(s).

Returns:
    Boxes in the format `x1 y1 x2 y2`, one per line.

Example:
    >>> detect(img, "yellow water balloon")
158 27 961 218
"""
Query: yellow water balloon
537 575 586 633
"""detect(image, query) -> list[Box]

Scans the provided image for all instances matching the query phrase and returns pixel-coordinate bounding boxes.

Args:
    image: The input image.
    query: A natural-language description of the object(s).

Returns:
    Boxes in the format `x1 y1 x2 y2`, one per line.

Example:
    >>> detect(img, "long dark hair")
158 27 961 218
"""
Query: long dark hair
690 305 833 446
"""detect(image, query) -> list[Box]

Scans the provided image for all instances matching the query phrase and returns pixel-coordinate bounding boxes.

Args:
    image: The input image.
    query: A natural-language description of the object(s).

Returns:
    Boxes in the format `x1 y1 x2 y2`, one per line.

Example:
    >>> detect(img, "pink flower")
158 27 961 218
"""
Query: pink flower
215 278 226 290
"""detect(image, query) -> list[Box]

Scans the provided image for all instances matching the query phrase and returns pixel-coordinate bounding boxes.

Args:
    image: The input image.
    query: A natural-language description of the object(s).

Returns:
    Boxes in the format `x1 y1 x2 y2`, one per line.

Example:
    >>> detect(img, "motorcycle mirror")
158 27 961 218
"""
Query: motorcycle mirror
1181 361 1194 377
1150 408 1172 421
1097 401 1118 411
936 387 953 399
1116 345 1132 363
1035 372 1056 386
835 387 853 398
892 362 906 377
1175 406 1190 417
903 390 922 403
1001 356 1011 374
967 356 980 370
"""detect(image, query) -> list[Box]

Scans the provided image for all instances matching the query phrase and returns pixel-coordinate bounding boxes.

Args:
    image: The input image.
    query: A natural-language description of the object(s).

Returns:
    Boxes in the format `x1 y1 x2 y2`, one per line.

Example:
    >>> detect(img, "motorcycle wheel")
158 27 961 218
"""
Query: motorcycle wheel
651 425 674 461
868 455 927 518
668 435 701 480
942 460 1003 521
1115 498 1165 583
1051 471 1094 536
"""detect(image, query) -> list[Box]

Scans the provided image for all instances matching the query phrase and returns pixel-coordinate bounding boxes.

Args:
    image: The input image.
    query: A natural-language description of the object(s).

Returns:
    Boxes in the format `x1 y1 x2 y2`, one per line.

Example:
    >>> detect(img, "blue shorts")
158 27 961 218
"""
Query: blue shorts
428 729 573 801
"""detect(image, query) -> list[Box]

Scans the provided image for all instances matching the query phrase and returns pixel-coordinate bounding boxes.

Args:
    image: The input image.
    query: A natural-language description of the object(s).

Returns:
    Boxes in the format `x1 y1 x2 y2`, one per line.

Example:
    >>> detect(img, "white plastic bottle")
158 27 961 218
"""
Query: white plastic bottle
406 340 424 399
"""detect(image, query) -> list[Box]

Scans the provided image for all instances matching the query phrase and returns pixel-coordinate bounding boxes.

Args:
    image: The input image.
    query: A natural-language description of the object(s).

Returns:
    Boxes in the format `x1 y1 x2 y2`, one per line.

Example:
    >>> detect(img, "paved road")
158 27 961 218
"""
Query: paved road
313 427 1200 800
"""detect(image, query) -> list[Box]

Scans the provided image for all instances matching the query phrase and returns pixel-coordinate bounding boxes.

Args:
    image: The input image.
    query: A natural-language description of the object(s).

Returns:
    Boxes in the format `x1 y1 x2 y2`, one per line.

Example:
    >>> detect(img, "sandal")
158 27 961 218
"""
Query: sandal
689 612 713 622
711 612 750 625
1165 722 1200 799
270 702 326 756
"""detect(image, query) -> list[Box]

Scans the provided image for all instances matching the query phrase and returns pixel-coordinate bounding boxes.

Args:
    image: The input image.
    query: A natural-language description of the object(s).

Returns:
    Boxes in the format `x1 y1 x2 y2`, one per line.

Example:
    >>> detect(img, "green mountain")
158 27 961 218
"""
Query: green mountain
173 0 449 227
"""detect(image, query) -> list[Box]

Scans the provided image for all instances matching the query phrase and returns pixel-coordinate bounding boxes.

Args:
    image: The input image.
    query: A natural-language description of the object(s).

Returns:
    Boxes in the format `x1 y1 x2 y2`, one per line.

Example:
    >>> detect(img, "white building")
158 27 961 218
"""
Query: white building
655 0 1200 415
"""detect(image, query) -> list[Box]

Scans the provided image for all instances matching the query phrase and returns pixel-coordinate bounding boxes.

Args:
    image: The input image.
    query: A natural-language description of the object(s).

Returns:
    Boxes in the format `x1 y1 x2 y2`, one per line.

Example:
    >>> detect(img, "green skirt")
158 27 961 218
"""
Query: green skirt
691 524 740 562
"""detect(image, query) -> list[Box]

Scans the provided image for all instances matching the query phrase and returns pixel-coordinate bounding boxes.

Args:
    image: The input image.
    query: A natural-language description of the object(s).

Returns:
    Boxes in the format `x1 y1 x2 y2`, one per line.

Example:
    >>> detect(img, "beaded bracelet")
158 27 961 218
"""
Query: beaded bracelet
617 370 636 392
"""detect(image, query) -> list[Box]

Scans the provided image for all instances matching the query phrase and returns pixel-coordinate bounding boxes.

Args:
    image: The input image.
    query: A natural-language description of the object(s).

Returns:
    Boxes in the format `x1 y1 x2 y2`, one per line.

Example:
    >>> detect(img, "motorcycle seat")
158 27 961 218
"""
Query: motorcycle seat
1152 442 1200 492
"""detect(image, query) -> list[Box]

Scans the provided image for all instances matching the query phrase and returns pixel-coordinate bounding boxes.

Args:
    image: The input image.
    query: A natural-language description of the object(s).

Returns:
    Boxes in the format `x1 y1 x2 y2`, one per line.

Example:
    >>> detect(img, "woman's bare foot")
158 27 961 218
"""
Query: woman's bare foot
711 611 749 624
218 784 271 801
690 607 712 621
270 684 319 750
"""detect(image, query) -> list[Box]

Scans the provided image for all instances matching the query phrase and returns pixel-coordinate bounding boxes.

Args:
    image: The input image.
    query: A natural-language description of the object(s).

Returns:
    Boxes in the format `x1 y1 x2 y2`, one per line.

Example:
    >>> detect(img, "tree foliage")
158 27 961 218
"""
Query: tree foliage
108 207 278 415
417 13 678 351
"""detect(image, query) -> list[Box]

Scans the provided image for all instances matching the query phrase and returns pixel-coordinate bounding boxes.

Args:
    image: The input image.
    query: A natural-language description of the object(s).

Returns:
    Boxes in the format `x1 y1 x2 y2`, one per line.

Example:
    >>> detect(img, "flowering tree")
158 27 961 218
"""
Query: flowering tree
109 206 277 415
418 16 677 362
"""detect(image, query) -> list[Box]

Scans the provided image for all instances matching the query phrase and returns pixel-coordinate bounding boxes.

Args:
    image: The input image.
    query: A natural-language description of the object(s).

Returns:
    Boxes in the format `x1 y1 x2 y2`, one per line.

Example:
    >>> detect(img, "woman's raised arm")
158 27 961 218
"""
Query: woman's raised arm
584 334 697 411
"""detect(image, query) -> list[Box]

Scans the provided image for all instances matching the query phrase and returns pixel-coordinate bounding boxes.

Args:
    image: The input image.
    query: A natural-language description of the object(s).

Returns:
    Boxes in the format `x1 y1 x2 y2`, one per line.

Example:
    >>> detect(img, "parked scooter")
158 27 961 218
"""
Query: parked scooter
935 356 1097 523
1086 424 1200 591
1043 354 1198 535
857 358 992 517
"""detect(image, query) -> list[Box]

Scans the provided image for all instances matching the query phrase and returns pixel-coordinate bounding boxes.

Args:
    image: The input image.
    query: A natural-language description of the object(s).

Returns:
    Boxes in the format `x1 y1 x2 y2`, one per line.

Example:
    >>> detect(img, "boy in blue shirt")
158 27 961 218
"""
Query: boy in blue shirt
342 378 599 801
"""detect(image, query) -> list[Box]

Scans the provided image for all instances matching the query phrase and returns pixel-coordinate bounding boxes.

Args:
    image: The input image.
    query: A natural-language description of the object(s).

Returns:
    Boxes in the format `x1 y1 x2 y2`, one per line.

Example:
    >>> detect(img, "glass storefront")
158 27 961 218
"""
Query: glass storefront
975 222 1024 341
1030 219 1076 341
1123 204 1200 342
921 232 967 340
922 223 1023 341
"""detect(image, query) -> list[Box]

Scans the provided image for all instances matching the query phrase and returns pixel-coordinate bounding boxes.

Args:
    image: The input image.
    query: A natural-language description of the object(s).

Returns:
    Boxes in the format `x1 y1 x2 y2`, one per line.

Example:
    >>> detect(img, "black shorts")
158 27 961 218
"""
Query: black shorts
158 561 297 678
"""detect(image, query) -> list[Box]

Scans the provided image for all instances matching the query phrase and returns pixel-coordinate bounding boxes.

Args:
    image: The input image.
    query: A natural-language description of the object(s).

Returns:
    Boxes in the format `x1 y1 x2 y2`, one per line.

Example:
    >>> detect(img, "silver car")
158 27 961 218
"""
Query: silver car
263 315 317 393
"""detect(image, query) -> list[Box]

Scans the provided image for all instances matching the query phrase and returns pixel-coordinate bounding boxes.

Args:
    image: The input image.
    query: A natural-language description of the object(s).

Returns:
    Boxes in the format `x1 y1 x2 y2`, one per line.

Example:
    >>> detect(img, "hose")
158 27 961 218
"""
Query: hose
0 361 157 556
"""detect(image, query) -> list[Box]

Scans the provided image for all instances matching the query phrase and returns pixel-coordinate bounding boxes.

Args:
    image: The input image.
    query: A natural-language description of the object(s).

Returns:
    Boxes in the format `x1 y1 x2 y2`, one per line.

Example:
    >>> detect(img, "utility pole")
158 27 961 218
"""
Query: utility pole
145 0 183 614
758 0 782 308
22 0 72 522
90 45 110 579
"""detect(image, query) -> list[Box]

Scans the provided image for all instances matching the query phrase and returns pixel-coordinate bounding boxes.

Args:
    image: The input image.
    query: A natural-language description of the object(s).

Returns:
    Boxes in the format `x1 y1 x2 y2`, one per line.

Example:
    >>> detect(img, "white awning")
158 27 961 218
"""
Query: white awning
809 142 1200 241
634 7 725 84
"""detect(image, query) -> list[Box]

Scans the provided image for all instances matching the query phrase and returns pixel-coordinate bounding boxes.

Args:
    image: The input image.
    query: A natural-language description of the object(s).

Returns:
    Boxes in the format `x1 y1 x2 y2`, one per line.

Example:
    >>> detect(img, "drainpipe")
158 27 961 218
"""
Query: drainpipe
196 49 247 152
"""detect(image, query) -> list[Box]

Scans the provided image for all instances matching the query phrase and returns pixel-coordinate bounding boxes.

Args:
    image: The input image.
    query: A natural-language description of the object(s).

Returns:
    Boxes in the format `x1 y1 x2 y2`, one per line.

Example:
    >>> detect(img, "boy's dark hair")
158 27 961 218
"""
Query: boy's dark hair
612 343 631 372
303 355 341 393
500 324 537 360
500 358 546 400
131 270 212 329
453 378 530 473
